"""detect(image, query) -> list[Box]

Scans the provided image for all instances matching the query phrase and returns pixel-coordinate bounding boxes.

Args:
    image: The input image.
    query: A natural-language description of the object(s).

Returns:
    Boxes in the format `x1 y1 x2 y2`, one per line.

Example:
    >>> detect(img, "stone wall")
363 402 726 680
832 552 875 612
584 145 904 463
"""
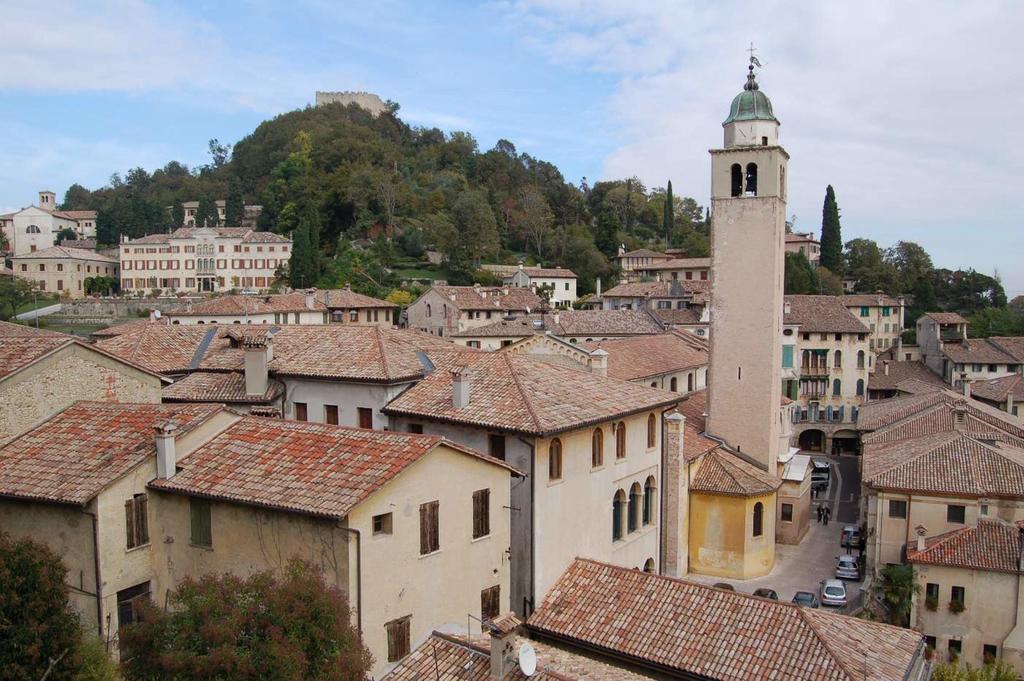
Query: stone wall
314 91 388 116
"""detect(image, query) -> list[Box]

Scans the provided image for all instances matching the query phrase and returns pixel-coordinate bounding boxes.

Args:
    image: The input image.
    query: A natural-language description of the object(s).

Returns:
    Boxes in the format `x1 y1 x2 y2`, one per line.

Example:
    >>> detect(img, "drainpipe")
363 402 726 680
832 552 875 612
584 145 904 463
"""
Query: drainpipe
337 525 362 636
516 436 536 617
80 508 104 636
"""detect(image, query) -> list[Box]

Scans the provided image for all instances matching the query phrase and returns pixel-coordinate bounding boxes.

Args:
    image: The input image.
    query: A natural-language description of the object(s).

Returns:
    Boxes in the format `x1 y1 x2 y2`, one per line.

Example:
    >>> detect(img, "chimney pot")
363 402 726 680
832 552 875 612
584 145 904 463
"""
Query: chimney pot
783 300 791 315
244 333 273 396
487 613 522 679
915 524 927 552
589 348 609 376
452 367 472 409
155 421 179 479
883 360 890 376
305 288 316 310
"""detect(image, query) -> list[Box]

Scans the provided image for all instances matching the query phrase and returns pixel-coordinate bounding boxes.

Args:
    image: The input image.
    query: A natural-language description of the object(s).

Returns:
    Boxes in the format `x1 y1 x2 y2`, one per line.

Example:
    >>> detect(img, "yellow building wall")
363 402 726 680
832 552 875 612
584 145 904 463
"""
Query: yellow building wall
688 490 776 579
0 344 163 444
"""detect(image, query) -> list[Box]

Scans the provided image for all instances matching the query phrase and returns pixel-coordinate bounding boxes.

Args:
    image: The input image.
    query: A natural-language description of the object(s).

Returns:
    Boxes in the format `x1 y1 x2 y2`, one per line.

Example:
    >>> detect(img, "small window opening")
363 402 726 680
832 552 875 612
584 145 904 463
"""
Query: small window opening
745 163 758 196
730 163 742 197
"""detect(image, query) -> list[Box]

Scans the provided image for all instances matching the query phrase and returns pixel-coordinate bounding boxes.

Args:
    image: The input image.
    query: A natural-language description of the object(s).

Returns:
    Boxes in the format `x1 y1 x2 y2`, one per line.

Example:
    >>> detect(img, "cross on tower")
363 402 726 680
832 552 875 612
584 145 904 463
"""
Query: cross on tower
748 42 763 68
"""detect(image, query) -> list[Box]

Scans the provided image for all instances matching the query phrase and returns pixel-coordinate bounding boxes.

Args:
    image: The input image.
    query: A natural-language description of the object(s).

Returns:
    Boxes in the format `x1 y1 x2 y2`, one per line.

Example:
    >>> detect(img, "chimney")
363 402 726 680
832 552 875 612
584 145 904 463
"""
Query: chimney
589 348 608 376
883 360 890 376
961 373 972 398
596 277 602 298
661 411 687 577
915 525 927 553
243 333 272 396
783 300 791 315
185 298 193 313
1007 393 1015 417
305 288 316 309
552 311 560 326
155 421 179 479
452 367 471 408
487 613 521 679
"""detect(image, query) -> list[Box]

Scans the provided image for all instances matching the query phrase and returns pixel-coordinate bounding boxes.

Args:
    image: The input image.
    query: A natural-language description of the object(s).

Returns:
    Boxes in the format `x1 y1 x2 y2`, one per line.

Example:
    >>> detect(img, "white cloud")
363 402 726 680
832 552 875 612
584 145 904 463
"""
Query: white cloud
501 0 1024 294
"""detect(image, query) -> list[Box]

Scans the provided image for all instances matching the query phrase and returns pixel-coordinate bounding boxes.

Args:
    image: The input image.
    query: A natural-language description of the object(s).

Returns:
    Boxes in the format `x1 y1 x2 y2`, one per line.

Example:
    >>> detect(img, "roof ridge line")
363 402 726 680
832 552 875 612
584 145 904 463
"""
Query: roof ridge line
504 352 545 433
797 608 861 681
374 326 392 379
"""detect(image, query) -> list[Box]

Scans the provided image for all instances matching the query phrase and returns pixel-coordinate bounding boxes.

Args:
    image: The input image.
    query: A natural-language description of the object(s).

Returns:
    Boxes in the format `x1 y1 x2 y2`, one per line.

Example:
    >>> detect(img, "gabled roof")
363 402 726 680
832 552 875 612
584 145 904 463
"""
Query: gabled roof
842 294 901 307
972 373 1024 403
859 389 1024 442
940 337 1020 365
921 312 968 324
0 402 224 505
383 352 681 437
151 417 518 519
602 280 710 300
527 558 923 681
690 448 780 496
90 318 166 338
11 245 117 262
453 309 664 339
430 285 543 312
907 519 1024 574
0 320 67 338
855 390 949 432
990 336 1024 363
0 330 167 384
784 295 870 334
581 332 707 382
520 266 576 278
652 307 703 326
868 360 946 392
161 372 284 404
96 324 464 381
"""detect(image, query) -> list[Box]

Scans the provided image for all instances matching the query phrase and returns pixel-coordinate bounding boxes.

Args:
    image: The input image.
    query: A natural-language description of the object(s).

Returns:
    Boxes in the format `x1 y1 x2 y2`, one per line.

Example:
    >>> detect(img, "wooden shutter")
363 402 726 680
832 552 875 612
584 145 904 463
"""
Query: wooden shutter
386 616 411 662
420 501 439 554
481 585 500 620
136 495 149 545
125 499 136 549
473 489 490 539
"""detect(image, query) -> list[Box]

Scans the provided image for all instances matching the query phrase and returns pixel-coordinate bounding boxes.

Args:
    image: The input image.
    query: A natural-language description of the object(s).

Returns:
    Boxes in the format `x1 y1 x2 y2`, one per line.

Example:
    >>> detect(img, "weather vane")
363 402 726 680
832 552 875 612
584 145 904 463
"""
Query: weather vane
748 42 763 69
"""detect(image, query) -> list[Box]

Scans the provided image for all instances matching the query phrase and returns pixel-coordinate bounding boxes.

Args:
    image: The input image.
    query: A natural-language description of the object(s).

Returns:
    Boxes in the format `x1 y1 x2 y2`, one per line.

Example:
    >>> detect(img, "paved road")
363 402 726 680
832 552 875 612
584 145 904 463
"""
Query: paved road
687 451 864 607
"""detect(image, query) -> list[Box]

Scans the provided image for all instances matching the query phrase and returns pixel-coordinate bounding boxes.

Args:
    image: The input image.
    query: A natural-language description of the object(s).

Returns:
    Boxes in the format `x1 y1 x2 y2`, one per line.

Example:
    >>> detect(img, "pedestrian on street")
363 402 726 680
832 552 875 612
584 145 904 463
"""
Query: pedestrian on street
823 506 831 526
816 505 823 523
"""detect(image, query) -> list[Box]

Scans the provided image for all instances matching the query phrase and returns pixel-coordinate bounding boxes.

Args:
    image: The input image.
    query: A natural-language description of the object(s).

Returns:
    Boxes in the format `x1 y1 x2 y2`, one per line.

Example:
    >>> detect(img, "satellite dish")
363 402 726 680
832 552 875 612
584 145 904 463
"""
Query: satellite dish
518 642 537 676
153 309 161 318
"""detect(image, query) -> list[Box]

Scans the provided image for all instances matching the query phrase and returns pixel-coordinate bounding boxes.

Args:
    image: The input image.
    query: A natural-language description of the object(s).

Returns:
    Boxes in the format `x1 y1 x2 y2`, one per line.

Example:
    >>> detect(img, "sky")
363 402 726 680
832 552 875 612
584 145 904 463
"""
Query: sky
1 0 1021 295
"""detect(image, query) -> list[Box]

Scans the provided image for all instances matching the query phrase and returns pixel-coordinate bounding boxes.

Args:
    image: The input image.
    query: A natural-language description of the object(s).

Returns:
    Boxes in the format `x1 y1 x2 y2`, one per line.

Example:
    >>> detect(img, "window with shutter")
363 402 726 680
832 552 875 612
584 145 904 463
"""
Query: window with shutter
125 494 149 549
385 616 411 662
419 501 439 555
481 585 500 620
473 489 490 539
190 498 212 547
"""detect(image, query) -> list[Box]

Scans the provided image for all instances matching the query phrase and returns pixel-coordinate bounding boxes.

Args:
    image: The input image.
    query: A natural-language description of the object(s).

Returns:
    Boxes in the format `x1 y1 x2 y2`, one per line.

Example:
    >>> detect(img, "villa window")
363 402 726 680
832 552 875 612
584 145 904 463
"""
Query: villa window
615 422 626 459
647 413 656 448
752 502 764 537
592 428 604 468
643 476 656 525
549 438 563 480
612 490 626 541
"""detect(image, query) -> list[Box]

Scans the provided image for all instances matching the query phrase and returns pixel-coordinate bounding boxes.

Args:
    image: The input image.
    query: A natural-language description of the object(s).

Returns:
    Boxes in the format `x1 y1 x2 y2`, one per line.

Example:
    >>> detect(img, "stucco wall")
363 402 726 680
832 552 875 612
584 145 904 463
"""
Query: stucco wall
282 377 410 430
0 344 163 444
688 488 776 579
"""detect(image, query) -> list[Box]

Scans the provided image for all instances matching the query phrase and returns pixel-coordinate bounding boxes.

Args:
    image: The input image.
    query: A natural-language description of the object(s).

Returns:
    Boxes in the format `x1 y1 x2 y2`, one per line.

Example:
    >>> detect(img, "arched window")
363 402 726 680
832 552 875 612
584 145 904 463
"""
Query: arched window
745 163 758 196
25 224 40 234
753 502 764 537
834 350 842 368
628 483 642 533
857 350 865 369
612 490 626 541
615 422 626 459
426 303 432 318
646 413 656 448
730 164 742 197
592 428 604 468
548 438 562 480
643 476 656 525
643 558 655 573
832 379 841 396
856 379 865 397
670 377 678 392
687 373 694 392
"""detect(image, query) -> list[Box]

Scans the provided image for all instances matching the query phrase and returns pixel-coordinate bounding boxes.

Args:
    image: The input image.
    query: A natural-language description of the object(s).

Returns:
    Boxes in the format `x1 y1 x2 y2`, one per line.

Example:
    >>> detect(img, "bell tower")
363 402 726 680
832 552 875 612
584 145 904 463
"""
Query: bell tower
705 59 788 471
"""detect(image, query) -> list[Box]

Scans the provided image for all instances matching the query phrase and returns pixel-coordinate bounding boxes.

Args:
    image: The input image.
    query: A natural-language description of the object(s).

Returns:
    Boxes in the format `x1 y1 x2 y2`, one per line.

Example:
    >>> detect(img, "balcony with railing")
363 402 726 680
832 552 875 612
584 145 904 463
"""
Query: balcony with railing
800 364 832 377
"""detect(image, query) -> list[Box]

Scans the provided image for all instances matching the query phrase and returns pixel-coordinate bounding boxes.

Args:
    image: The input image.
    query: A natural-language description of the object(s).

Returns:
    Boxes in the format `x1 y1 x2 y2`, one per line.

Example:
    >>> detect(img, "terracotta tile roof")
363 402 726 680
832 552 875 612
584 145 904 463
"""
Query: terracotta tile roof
894 377 948 395
639 257 711 271
454 309 665 339
521 266 576 278
602 280 710 300
784 295 870 334
170 289 392 316
527 558 923 681
690 449 780 496
124 227 281 245
0 337 74 380
907 519 1024 574
56 209 97 220
432 285 544 312
615 248 671 260
241 231 290 243
97 325 464 381
60 239 97 250
11 245 118 263
990 336 1024 362
0 320 67 338
151 417 517 519
580 332 707 382
683 423 720 461
923 312 969 324
678 389 709 431
941 337 1020 365
972 374 1024 403
90 318 166 338
841 294 902 307
785 232 818 244
868 361 945 391
652 307 703 325
864 432 1024 497
162 372 284 404
856 391 948 431
384 352 681 437
0 402 223 505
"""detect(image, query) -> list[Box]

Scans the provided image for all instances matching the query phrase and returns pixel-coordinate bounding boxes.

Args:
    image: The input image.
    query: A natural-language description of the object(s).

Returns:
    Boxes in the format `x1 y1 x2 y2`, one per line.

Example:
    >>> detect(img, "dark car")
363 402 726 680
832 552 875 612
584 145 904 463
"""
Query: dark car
713 582 735 591
792 591 820 608
753 588 778 600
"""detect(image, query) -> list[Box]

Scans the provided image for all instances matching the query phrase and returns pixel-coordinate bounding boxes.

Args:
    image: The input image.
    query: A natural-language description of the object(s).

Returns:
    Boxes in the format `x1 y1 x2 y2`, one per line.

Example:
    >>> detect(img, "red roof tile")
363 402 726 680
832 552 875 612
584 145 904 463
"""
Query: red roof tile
690 449 780 496
867 361 945 392
170 288 392 316
581 332 707 382
527 558 923 681
0 337 72 380
432 285 544 312
453 309 664 338
923 312 969 324
908 519 1023 574
972 374 1024 403
784 295 870 334
162 372 284 404
383 352 681 436
150 417 516 518
0 402 223 504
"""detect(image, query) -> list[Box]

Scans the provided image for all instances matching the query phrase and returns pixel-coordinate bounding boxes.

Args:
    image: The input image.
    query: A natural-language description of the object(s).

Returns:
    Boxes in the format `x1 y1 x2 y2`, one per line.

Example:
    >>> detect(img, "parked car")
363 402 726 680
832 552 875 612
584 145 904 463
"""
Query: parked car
792 591 820 608
811 459 831 490
835 554 860 580
753 588 778 600
820 579 848 607
840 525 861 548
713 582 735 591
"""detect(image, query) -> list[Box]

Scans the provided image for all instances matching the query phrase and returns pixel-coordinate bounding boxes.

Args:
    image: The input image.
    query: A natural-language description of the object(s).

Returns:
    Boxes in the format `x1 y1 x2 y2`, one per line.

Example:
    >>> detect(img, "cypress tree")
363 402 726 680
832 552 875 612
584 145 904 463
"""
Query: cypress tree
664 180 675 245
171 198 185 228
224 178 245 227
195 194 219 228
289 223 314 288
820 185 843 273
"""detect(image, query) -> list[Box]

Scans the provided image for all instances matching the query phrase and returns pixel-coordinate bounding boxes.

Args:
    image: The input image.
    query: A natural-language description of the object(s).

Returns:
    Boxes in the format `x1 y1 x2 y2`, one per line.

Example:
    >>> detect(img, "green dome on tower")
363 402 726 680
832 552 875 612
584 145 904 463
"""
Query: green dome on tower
723 65 778 125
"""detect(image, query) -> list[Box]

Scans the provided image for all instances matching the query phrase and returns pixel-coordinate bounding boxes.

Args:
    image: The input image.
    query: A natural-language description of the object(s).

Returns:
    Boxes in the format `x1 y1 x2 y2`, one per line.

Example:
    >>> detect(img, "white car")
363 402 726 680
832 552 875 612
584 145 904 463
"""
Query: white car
820 579 847 607
835 555 860 580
